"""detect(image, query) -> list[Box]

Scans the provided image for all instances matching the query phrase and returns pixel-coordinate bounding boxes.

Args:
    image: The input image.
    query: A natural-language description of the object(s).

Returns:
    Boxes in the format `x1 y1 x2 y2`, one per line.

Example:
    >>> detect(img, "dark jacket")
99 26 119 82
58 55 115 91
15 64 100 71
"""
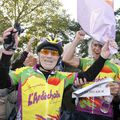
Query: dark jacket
11 51 28 70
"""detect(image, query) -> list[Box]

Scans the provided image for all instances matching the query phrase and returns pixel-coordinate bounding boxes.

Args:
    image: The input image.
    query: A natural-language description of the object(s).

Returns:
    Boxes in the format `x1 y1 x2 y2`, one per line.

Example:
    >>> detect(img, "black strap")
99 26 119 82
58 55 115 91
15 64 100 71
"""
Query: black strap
78 56 106 81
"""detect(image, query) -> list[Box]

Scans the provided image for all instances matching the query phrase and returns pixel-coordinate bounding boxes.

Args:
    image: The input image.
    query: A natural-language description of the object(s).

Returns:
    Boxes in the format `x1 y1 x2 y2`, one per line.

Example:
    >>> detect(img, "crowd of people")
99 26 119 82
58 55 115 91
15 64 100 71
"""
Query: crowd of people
0 27 120 120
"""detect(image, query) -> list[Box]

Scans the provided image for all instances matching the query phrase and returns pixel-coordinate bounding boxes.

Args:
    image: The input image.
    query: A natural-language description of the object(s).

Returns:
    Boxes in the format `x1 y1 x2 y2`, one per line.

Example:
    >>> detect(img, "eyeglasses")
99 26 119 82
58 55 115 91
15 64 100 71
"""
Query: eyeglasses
40 49 59 56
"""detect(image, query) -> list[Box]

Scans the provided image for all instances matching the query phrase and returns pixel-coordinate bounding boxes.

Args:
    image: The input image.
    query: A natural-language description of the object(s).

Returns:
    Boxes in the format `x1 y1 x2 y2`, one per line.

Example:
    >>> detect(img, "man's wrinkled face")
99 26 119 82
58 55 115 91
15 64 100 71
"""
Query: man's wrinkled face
38 49 59 70
91 40 103 59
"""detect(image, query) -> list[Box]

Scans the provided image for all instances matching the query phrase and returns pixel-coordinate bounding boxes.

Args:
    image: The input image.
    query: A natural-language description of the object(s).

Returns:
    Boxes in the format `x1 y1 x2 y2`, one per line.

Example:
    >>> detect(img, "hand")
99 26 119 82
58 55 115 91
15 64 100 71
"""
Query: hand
107 82 120 96
3 27 18 42
26 36 36 52
101 40 118 59
29 36 36 44
74 78 87 88
0 37 3 43
73 30 85 45
2 27 18 54
109 41 118 50
101 41 110 59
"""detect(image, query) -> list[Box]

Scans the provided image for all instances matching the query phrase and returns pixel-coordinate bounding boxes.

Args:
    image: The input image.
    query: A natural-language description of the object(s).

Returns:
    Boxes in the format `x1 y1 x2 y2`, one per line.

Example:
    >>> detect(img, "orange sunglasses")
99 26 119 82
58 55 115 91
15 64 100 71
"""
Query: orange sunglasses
40 49 59 56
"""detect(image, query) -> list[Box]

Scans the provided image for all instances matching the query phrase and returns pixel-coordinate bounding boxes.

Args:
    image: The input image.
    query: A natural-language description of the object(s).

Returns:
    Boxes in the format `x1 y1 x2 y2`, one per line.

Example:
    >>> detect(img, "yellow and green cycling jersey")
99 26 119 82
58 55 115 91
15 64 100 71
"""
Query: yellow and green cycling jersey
9 66 77 120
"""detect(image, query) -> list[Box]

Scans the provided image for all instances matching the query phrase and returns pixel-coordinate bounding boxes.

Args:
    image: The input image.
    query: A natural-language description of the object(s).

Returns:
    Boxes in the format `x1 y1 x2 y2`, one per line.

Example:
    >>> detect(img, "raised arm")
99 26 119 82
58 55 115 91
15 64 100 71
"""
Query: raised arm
62 31 85 68
11 51 28 70
11 36 35 70
0 27 18 88
0 54 12 88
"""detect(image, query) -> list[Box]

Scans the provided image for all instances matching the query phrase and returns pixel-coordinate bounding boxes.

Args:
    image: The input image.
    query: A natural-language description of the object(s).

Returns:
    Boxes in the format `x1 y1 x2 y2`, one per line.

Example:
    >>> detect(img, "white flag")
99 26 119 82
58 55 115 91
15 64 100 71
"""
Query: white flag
77 0 117 54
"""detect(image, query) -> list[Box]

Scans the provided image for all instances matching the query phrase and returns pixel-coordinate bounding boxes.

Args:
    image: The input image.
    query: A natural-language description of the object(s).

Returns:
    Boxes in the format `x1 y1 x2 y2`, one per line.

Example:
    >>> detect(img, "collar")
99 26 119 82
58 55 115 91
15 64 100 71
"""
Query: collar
33 64 56 75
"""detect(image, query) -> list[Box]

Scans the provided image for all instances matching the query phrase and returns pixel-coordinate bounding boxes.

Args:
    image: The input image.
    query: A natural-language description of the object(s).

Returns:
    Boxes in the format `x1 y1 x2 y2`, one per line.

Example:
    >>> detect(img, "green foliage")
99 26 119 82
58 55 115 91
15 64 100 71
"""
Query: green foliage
0 10 11 34
114 8 120 59
0 0 120 59
0 0 76 54
77 40 89 57
116 31 120 47
0 0 72 37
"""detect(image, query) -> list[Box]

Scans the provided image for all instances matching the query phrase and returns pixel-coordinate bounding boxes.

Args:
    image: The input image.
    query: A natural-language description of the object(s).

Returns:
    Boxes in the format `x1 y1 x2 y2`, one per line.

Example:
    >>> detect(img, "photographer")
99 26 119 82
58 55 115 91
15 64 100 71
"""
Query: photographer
0 27 18 120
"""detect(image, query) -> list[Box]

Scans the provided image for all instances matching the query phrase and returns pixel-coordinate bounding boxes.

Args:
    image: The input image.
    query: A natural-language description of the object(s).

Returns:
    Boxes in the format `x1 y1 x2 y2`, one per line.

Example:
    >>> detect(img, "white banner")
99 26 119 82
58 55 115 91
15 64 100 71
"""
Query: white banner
77 0 117 54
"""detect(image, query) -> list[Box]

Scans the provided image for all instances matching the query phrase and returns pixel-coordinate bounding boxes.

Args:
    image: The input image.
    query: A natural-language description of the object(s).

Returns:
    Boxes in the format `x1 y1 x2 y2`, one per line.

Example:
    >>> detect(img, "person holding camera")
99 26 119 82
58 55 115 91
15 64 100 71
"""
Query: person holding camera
0 27 18 120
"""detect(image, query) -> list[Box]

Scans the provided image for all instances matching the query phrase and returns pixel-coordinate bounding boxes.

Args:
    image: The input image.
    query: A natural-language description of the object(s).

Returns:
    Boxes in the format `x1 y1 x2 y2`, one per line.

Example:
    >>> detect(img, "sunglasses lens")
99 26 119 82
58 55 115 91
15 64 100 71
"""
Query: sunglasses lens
51 51 59 56
40 49 59 56
40 49 49 55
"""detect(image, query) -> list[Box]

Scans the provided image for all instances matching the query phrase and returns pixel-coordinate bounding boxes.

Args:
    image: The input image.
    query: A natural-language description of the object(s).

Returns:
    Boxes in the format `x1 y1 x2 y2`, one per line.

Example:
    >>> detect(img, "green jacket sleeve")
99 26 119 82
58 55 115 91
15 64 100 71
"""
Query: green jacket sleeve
9 66 30 86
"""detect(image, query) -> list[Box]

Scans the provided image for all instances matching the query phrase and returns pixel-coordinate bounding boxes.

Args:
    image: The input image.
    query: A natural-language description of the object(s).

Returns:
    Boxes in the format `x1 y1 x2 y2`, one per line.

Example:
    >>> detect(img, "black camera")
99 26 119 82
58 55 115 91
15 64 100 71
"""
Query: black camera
14 23 24 35
3 23 24 51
